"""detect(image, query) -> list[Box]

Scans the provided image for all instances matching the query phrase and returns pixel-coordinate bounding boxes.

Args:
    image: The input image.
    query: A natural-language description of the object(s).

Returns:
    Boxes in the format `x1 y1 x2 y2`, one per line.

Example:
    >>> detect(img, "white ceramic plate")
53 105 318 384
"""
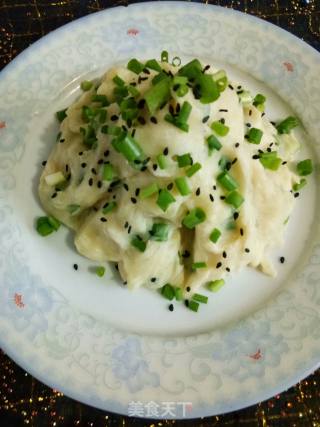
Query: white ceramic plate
0 2 319 419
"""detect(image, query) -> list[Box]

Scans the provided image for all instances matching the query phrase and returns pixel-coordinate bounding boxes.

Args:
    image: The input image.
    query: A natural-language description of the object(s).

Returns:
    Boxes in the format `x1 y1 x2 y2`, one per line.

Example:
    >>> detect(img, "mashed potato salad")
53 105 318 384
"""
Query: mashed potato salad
37 52 313 312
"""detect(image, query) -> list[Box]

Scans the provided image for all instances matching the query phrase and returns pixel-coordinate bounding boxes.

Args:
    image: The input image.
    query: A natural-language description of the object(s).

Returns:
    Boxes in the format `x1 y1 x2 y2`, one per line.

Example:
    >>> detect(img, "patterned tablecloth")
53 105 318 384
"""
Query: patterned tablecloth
0 1 319 426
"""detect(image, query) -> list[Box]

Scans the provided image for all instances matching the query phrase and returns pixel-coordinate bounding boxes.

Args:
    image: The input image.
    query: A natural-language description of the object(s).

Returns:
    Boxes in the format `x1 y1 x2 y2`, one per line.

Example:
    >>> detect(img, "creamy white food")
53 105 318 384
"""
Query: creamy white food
39 57 305 294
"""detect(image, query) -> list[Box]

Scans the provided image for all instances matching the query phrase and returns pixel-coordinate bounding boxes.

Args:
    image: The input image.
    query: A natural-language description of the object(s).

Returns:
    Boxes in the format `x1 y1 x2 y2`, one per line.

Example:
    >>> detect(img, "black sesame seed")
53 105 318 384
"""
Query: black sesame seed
131 197 137 204
42 160 47 166
222 251 227 258
111 115 119 121
169 105 174 115
100 217 107 222
235 143 240 148
245 248 250 253
123 183 129 191
220 118 225 124
237 90 244 95
226 267 231 272
138 99 146 109
267 147 272 153
270 121 276 126
135 188 140 197
138 76 148 83
131 128 136 137
219 109 228 112
143 68 150 75
186 286 191 292
59 138 65 143
246 123 251 127
167 183 174 190
78 151 83 156
124 221 129 229
216 262 222 269
91 168 97 175
169 304 174 312
123 281 128 285
294 192 300 198
150 116 158 124
282 161 287 165
122 125 128 132
203 64 210 72
134 159 141 165
209 194 214 202
152 164 158 171
88 178 93 186
104 150 110 157
220 195 226 200
93 207 98 212
173 84 179 92
151 277 157 283
98 159 104 165
202 115 210 124
185 300 189 307
262 112 266 117
163 147 169 155
213 185 217 191
196 187 201 196
115 263 119 271
240 228 244 236
228 84 234 90
252 154 260 160
232 158 238 165
128 225 132 234
73 264 78 271
141 166 147 171
97 181 102 188
237 85 242 90
280 256 285 264
51 192 57 199
182 250 190 258
138 116 146 125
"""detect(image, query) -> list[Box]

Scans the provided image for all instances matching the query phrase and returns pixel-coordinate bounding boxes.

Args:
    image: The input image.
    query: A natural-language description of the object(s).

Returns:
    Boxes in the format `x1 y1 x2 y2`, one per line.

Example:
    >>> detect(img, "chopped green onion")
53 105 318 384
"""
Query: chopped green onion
127 85 140 97
157 154 167 170
161 283 175 300
152 71 168 85
98 109 107 123
175 287 183 301
226 219 236 230
36 216 60 236
207 135 222 154
187 300 199 312
101 125 122 136
95 266 105 277
293 178 307 191
259 152 282 170
140 183 159 199
161 50 169 62
211 121 230 136
210 228 221 243
207 279 225 292
56 108 67 122
80 80 93 91
157 189 176 212
91 94 109 106
102 163 115 181
284 216 290 225
112 134 145 162
102 201 117 214
192 262 207 271
82 105 96 123
178 101 192 123
246 127 263 144
175 177 191 196
212 70 228 92
145 59 162 72
165 113 189 132
192 293 208 304
113 75 126 86
179 59 202 79
176 85 189 97
67 204 81 216
127 58 144 74
120 98 139 121
217 171 238 191
238 90 253 105
131 235 147 252
186 162 202 177
114 85 129 103
47 216 61 231
81 125 98 148
145 77 171 115
276 116 299 134
253 93 266 106
225 191 244 208
297 159 313 176
177 153 193 167
149 223 170 241
196 72 220 104
182 208 206 229
173 76 188 86
172 56 181 67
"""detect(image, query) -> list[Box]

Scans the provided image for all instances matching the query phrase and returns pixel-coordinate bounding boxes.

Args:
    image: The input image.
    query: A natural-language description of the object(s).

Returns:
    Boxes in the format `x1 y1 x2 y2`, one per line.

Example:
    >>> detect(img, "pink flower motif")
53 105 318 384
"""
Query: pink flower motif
249 348 262 360
127 28 139 36
0 121 6 129
283 62 294 72
14 293 25 308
